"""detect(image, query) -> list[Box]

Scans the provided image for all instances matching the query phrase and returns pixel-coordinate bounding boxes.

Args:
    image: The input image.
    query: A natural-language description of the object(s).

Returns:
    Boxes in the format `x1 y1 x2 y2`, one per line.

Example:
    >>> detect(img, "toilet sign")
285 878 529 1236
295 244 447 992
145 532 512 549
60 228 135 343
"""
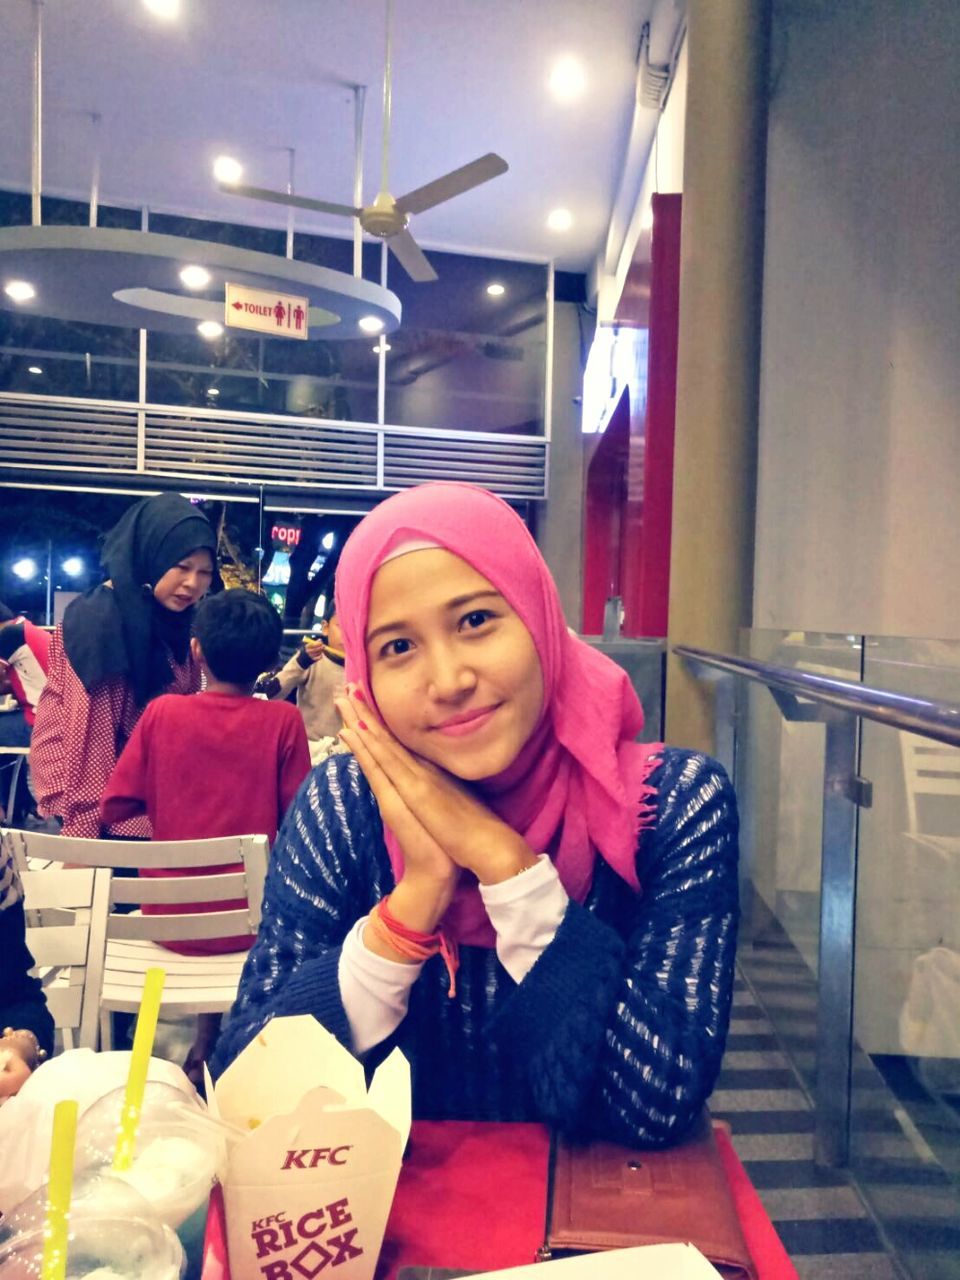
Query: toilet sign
225 283 310 339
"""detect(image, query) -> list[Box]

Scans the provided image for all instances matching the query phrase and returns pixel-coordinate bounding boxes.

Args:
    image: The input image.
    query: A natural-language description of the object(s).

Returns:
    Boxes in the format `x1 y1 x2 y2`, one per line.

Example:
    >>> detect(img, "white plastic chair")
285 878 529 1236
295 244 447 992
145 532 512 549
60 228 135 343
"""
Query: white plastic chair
899 730 960 861
20 865 111 1051
2 829 269 1050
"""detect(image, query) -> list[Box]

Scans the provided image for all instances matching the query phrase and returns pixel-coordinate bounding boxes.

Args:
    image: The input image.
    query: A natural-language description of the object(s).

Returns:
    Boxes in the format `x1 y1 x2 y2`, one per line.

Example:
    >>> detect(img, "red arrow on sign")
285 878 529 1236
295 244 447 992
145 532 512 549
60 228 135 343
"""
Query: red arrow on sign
232 301 243 310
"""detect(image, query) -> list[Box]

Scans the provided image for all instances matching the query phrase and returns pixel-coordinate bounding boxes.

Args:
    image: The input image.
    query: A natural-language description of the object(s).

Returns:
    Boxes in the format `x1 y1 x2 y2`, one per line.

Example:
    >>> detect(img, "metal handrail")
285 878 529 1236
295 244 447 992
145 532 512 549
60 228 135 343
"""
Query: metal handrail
674 644 960 747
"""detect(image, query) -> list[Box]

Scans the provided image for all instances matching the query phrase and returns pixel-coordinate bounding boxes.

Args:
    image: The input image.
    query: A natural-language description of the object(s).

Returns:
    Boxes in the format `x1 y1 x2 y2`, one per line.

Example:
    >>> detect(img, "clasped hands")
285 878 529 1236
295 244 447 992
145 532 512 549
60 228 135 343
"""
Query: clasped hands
335 684 536 939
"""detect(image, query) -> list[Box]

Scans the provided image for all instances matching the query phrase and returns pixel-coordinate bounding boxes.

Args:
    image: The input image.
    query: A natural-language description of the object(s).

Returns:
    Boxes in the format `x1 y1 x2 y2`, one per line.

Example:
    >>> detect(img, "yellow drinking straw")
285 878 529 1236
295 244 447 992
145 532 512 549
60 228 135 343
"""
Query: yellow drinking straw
41 1099 78 1280
112 966 166 1172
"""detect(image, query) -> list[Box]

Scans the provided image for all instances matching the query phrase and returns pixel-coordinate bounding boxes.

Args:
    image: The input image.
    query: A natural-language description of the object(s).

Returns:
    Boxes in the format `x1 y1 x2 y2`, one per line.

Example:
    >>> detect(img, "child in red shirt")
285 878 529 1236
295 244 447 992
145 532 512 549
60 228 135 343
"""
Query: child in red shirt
101 589 311 1077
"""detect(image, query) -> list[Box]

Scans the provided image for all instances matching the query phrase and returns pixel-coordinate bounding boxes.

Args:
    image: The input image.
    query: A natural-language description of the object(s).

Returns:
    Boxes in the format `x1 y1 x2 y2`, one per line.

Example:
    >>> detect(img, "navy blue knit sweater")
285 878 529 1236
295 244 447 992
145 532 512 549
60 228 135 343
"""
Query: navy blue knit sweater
212 747 739 1148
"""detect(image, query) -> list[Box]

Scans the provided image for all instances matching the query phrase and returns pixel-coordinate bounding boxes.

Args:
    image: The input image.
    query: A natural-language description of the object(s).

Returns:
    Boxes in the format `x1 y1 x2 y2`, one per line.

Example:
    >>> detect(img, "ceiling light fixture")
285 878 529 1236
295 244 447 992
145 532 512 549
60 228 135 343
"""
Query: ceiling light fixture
180 264 211 290
546 208 573 232
372 343 392 354
143 0 180 17
212 155 243 185
358 315 384 334
548 55 587 102
486 283 506 298
12 558 38 581
28 365 42 374
207 387 220 397
197 320 223 339
4 280 36 303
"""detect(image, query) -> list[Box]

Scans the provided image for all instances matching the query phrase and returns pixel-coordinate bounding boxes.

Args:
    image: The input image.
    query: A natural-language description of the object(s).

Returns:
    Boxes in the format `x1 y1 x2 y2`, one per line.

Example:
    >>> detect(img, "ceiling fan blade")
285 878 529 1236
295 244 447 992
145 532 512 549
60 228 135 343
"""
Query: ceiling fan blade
388 228 438 282
218 182 360 219
394 153 509 216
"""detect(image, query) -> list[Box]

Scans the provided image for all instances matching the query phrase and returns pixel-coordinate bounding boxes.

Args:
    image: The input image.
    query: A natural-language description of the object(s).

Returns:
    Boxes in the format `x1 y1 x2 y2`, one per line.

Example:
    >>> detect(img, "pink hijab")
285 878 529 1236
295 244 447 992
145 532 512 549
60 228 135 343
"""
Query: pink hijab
335 482 662 946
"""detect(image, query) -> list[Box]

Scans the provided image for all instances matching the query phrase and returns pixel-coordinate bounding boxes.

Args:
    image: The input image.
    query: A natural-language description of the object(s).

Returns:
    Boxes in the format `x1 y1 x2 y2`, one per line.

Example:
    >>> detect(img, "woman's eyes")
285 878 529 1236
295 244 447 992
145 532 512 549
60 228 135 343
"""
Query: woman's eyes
460 609 495 631
376 611 496 660
381 637 413 659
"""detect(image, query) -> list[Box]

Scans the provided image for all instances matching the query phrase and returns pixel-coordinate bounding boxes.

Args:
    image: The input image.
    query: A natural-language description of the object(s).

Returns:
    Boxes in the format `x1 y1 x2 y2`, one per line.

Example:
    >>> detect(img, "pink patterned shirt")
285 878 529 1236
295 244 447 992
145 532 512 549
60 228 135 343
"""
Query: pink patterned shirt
30 626 201 838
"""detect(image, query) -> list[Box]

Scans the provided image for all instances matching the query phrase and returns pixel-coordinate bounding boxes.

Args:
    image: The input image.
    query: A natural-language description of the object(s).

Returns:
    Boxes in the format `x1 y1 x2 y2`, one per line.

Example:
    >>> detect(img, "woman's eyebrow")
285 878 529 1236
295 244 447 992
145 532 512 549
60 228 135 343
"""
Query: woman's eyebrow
444 589 503 610
365 590 503 646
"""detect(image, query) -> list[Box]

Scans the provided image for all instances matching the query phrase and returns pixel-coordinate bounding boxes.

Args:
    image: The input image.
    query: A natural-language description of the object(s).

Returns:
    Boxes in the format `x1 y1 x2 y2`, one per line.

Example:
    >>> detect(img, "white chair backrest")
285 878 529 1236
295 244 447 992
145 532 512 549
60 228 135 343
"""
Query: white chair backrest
20 865 111 1050
899 731 960 835
2 829 269 946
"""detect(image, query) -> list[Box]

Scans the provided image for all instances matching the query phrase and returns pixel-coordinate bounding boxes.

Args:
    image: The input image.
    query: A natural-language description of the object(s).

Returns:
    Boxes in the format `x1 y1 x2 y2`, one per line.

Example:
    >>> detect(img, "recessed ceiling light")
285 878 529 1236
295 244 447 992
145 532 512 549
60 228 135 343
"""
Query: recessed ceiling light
546 208 573 232
28 365 43 375
207 387 220 397
143 0 180 18
197 320 223 339
12 558 38 581
213 155 243 185
372 343 392 353
548 55 587 102
180 265 211 289
358 315 384 334
4 280 36 303
486 282 506 298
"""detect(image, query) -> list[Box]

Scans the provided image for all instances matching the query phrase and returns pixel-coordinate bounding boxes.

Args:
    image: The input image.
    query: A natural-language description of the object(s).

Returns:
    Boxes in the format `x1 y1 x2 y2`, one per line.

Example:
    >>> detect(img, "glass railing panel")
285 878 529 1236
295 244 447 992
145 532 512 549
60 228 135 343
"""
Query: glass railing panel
852 637 960 1280
735 629 863 1092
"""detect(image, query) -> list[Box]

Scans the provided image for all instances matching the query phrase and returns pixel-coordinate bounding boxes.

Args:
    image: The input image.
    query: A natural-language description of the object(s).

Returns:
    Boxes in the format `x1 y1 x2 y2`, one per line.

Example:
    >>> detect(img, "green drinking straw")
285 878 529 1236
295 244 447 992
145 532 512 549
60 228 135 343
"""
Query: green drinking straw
112 966 166 1172
41 1099 79 1280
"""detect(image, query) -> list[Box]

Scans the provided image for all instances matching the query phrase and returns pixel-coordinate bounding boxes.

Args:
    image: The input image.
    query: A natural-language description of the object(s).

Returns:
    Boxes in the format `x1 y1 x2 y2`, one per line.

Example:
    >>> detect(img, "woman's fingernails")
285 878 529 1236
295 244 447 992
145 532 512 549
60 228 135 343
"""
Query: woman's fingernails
354 687 366 703
357 720 368 731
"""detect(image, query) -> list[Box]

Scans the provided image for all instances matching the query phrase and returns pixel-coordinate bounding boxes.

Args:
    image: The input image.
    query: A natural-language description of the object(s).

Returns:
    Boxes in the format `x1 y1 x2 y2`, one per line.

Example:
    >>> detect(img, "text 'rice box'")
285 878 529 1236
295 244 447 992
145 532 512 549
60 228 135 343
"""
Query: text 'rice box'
209 1016 411 1280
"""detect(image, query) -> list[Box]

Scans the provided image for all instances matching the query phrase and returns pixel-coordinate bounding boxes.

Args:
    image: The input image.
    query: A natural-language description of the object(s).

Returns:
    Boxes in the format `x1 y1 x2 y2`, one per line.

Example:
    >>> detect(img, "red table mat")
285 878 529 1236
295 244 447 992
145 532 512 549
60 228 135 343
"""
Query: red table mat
203 1120 798 1280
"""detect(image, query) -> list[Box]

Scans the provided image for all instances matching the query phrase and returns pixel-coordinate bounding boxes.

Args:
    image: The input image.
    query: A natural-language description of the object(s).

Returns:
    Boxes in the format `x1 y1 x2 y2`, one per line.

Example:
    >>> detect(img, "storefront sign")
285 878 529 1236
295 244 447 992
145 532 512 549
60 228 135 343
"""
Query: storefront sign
271 524 301 548
225 283 310 339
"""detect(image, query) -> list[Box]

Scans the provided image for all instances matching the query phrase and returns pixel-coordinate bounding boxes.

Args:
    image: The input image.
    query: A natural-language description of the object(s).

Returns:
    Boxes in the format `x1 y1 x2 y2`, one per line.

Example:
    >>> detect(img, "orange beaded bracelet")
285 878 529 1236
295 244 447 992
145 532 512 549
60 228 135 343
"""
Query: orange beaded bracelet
367 896 459 998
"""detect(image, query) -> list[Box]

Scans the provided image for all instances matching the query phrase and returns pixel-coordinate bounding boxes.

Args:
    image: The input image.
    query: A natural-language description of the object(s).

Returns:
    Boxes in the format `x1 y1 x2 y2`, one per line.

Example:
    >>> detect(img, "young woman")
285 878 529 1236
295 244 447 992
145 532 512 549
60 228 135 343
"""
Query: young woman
213 483 739 1147
31 493 217 838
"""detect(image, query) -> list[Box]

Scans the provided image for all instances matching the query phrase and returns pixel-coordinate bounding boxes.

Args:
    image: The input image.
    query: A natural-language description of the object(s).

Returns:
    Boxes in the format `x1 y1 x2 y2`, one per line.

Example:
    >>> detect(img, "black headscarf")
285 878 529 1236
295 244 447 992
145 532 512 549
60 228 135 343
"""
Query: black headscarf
62 493 218 706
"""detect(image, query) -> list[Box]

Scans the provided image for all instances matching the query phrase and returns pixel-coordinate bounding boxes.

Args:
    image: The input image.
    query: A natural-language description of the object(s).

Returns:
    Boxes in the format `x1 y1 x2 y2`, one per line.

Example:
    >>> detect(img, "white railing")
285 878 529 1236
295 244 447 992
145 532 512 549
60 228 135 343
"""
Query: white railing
0 392 547 501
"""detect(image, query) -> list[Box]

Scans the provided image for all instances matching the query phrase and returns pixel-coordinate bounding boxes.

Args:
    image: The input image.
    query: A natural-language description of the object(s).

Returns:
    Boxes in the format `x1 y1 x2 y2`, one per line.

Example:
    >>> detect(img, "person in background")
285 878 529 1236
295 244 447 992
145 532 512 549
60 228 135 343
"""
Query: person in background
0 841 54 1102
101 588 311 1082
0 602 51 826
30 493 217 838
213 483 740 1149
256 601 346 764
0 602 50 749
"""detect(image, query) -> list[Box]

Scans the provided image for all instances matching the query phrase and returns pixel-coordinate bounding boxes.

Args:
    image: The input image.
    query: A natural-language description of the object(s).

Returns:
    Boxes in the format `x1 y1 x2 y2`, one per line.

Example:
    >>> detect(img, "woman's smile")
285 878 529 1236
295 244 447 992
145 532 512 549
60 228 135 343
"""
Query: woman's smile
430 703 502 736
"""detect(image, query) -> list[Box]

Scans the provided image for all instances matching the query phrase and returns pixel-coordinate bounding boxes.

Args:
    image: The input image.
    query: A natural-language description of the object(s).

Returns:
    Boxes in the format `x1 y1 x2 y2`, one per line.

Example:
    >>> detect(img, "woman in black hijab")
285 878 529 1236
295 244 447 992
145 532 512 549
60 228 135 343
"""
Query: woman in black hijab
30 493 218 838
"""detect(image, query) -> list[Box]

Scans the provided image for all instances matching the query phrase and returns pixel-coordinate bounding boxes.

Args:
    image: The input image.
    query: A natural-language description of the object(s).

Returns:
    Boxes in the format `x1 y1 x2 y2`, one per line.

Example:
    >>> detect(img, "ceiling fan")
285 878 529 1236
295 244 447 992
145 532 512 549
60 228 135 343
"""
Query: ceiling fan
217 0 508 282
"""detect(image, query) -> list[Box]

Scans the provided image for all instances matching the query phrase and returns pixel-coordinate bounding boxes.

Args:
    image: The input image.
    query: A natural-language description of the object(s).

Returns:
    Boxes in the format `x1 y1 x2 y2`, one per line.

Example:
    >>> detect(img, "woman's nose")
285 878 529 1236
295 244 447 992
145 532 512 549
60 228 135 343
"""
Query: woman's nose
426 646 476 700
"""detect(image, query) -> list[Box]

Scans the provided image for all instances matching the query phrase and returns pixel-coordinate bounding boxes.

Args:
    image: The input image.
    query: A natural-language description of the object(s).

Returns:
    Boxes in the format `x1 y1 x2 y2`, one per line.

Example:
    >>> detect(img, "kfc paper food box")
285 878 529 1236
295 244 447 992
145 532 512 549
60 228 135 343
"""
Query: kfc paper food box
208 1016 411 1280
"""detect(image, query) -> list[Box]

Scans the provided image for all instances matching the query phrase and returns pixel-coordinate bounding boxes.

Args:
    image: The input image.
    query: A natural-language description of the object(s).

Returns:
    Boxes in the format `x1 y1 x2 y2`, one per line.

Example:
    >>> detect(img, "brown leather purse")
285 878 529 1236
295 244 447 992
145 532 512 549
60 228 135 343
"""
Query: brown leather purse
538 1113 758 1280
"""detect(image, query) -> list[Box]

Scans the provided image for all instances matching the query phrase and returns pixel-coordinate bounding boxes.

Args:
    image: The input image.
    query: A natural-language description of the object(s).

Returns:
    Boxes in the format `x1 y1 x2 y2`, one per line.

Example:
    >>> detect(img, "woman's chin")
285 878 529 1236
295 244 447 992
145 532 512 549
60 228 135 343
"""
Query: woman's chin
416 737 520 783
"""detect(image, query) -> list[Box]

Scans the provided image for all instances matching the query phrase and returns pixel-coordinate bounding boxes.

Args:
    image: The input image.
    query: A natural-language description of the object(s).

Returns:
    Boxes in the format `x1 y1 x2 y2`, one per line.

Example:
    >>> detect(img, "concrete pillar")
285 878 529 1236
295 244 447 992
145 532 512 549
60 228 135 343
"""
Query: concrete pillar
540 299 588 627
665 0 770 752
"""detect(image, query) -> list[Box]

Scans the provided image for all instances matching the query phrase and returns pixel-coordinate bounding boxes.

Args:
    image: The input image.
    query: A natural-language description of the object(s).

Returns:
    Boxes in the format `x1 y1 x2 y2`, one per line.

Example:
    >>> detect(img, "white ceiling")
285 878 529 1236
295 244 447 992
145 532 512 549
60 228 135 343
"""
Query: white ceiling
0 0 652 272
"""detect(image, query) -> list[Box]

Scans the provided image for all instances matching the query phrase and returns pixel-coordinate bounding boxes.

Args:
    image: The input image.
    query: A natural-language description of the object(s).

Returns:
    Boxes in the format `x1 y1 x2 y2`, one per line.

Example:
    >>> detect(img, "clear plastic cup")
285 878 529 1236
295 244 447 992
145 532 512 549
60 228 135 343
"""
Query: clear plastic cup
0 1215 183 1280
74 1082 228 1277
0 1171 156 1249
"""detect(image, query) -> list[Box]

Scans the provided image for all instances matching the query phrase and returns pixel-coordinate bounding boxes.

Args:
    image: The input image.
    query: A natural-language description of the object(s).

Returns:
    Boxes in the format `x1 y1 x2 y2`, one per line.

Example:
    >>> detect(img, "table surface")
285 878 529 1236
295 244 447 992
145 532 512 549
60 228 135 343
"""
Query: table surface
203 1120 797 1280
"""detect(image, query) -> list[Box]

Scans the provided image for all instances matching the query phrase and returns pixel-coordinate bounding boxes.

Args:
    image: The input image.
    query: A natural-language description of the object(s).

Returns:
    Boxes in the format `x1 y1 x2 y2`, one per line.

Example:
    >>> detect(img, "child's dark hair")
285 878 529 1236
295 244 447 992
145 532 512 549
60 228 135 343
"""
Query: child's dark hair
193 589 282 684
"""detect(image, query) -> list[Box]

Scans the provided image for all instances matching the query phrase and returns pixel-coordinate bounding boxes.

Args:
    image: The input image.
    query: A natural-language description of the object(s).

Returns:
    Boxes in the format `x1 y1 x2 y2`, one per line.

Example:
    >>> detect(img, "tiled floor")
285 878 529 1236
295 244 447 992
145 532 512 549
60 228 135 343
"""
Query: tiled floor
726 913 960 1280
715 973 901 1279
